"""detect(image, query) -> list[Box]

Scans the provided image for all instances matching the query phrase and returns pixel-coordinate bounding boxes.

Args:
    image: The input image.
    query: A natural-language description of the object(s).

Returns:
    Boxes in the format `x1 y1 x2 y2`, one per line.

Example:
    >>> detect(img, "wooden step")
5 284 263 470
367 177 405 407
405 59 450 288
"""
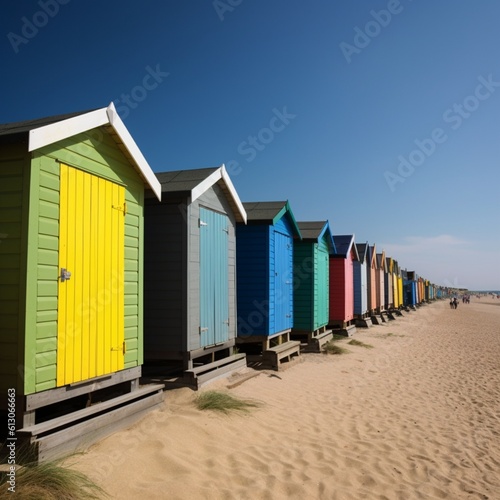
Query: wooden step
307 330 333 352
262 341 300 370
18 384 165 463
330 325 357 338
184 353 247 388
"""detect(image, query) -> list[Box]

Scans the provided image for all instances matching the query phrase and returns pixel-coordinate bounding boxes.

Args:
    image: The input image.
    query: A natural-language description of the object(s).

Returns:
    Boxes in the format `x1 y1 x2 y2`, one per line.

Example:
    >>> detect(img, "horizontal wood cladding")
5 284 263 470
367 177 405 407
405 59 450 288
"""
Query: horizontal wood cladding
237 225 270 336
22 129 145 395
144 202 185 356
0 148 28 400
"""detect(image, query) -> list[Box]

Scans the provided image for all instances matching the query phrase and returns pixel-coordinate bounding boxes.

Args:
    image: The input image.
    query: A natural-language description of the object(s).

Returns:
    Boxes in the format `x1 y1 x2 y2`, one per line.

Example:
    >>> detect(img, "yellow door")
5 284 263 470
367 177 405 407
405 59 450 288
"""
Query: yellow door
57 164 125 386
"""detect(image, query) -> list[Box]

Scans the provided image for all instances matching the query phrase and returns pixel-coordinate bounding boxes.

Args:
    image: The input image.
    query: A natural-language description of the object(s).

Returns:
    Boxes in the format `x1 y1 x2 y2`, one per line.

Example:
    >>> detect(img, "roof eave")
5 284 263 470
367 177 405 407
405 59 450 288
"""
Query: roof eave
190 164 247 224
28 102 162 200
275 201 302 239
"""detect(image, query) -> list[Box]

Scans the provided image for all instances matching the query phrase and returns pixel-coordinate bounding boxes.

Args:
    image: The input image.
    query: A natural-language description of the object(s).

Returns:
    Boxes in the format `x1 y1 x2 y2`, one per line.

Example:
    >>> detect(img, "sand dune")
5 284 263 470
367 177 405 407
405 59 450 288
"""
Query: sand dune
73 299 500 499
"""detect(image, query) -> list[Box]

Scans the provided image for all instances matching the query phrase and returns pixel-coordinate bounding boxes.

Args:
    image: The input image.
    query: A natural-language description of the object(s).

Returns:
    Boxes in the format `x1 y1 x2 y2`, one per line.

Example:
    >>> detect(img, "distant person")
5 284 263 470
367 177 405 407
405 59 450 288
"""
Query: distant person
453 297 458 309
449 299 454 309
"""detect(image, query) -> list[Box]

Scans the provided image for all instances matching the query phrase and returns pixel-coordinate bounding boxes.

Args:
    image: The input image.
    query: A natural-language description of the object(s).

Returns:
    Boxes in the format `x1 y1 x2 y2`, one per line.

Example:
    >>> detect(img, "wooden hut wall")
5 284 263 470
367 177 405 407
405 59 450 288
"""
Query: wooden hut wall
0 143 29 401
1 129 147 401
268 217 295 335
384 258 393 310
237 213 295 337
236 224 270 336
375 255 385 312
329 239 355 323
189 186 237 351
294 231 330 331
353 252 368 316
392 264 399 308
144 196 186 358
366 246 378 313
144 182 237 358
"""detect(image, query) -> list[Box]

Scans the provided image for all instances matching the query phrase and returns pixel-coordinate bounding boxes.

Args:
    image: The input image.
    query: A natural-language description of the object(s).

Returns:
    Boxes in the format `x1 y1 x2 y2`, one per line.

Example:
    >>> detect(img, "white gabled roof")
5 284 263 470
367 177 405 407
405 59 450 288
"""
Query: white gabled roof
192 165 247 224
156 165 247 224
28 102 161 200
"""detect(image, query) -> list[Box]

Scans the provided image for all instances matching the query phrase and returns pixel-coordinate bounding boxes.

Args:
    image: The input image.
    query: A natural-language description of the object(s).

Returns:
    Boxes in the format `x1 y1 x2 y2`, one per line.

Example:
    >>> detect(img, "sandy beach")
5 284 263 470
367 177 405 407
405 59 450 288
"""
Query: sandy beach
72 298 500 500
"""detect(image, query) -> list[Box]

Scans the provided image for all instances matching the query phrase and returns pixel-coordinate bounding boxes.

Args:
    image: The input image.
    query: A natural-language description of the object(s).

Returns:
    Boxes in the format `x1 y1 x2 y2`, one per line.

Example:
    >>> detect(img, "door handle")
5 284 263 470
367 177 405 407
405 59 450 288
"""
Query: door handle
60 268 71 282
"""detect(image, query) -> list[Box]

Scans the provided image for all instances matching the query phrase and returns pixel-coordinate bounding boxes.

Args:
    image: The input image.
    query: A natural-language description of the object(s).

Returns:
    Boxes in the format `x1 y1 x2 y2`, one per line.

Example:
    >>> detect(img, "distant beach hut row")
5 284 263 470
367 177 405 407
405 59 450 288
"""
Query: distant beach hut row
0 106 450 461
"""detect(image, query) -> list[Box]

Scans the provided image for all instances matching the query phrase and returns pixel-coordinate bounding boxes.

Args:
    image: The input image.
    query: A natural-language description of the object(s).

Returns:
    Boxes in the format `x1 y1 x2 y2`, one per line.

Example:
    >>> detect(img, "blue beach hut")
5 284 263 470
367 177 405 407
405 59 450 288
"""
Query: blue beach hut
236 201 302 368
403 270 417 308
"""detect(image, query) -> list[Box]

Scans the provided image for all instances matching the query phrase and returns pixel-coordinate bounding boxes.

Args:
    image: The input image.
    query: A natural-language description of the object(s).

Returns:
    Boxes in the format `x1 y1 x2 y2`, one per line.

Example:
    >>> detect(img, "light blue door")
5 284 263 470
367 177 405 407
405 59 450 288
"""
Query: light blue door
200 207 229 347
274 231 293 333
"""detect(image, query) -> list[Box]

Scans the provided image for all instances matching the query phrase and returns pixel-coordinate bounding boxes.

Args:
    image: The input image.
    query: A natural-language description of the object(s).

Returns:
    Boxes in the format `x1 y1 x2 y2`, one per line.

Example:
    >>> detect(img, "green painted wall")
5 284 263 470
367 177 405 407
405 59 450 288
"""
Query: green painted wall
0 145 29 403
21 128 145 395
293 237 330 331
293 242 313 330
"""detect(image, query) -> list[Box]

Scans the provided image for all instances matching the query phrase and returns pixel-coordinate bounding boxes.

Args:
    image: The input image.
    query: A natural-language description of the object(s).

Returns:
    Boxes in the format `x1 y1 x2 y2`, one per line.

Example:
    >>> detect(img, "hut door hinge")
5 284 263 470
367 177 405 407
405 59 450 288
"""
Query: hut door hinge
199 219 208 227
222 227 229 234
223 318 229 326
112 202 127 215
199 327 209 334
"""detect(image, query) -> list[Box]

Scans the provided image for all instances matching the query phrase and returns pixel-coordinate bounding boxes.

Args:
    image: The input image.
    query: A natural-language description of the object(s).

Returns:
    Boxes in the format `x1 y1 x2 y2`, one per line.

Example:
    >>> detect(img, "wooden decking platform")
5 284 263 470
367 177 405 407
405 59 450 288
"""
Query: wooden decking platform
262 341 301 369
237 330 301 370
184 353 247 388
291 325 334 353
381 310 396 321
17 383 165 463
370 314 384 325
355 317 373 328
330 324 357 338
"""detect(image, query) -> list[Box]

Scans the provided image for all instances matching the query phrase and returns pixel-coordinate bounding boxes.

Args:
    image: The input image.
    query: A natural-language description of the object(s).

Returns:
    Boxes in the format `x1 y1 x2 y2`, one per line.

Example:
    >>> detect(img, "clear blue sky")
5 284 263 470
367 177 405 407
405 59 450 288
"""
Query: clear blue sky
1 0 499 290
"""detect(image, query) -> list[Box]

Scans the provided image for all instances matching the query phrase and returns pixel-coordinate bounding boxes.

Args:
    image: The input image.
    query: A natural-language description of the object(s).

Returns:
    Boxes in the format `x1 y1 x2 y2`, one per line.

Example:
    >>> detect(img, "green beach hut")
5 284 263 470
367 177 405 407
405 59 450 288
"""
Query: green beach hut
0 104 163 459
292 221 335 350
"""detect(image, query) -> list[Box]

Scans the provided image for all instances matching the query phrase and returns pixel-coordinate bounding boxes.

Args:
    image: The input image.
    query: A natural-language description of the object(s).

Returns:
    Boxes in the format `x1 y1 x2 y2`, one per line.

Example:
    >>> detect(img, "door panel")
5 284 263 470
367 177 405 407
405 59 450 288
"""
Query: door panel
199 207 229 347
317 248 329 327
274 231 293 332
57 164 125 386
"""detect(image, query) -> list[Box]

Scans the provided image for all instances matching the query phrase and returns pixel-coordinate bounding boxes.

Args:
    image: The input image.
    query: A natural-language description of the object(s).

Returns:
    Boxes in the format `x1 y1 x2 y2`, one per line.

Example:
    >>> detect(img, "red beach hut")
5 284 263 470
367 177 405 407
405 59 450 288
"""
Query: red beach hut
329 235 358 334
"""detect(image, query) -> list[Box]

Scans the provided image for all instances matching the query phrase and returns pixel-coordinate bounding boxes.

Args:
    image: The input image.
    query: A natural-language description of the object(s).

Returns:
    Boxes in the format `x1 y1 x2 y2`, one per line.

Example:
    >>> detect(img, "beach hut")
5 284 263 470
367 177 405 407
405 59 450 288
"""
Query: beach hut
366 245 378 315
392 260 400 309
292 221 335 348
397 263 404 309
424 280 430 301
143 166 247 387
376 251 386 313
403 270 417 308
236 201 302 368
0 104 164 460
353 243 370 326
384 256 394 311
417 276 424 304
329 234 358 334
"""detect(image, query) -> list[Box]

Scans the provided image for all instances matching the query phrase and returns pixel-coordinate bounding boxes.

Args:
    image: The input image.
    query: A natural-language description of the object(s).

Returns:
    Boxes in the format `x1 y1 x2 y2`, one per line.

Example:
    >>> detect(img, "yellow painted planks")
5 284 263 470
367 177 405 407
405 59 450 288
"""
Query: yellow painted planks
57 164 124 386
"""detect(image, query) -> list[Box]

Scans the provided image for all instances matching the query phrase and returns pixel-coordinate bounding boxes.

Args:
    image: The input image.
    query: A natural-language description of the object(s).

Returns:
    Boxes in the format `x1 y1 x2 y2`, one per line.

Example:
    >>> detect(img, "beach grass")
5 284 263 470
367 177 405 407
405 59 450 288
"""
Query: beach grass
331 334 347 342
347 339 374 349
323 342 349 355
0 453 107 500
195 391 261 414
